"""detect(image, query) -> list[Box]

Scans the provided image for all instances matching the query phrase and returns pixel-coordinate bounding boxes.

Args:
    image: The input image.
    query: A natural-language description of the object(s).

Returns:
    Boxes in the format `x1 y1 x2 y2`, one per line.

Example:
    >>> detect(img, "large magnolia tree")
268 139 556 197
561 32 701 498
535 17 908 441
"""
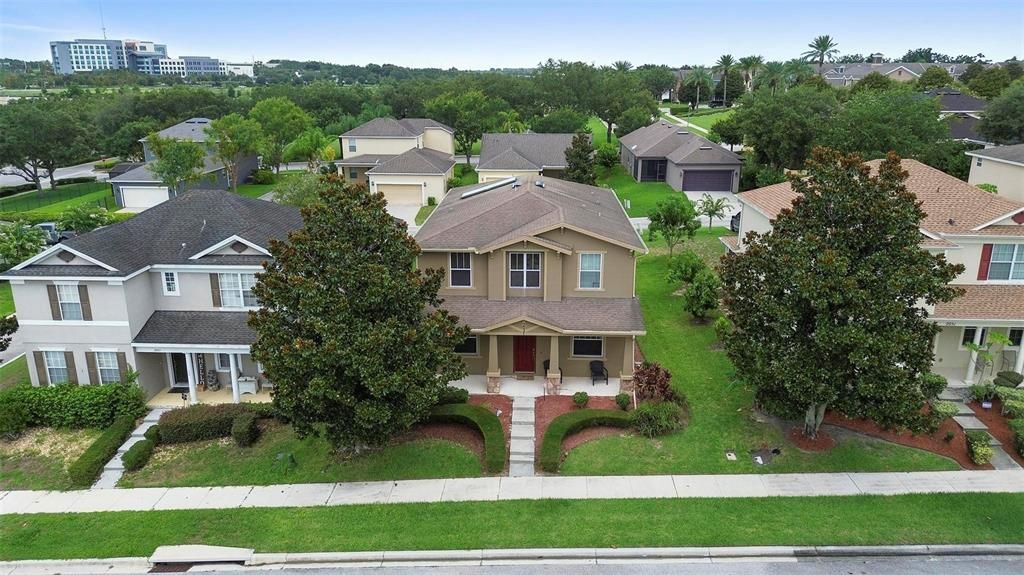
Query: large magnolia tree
719 150 964 437
249 177 468 451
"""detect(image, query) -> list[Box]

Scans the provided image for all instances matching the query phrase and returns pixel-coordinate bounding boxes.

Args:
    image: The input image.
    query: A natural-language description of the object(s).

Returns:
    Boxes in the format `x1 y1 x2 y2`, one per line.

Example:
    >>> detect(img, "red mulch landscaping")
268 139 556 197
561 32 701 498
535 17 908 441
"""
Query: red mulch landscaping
406 394 512 472
969 399 1024 467
823 411 989 470
786 427 835 451
534 395 624 463
470 394 512 444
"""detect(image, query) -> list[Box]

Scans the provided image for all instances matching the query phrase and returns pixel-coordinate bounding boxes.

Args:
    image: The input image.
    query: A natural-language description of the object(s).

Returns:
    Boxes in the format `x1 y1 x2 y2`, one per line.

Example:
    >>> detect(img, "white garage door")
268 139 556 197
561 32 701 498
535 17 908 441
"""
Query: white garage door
377 184 422 205
121 186 170 210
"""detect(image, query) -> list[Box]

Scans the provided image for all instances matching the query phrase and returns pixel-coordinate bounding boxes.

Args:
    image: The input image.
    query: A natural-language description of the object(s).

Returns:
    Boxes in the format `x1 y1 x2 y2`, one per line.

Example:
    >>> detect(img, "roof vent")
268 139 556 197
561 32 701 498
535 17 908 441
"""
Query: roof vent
699 145 712 150
630 145 638 150
677 130 689 135
460 176 518 199
535 180 545 188
57 251 75 263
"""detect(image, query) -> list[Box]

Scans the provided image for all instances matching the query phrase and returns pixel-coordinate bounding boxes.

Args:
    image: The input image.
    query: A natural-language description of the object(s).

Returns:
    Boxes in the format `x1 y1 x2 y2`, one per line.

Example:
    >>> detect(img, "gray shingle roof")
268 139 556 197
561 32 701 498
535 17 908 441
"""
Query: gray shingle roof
822 62 972 81
968 143 1024 164
415 177 646 252
478 133 576 171
35 189 302 275
3 265 123 278
144 118 213 142
133 311 254 345
341 117 452 138
109 155 224 183
949 115 987 143
336 154 396 166
927 89 987 112
619 122 741 166
366 148 455 175
441 296 645 334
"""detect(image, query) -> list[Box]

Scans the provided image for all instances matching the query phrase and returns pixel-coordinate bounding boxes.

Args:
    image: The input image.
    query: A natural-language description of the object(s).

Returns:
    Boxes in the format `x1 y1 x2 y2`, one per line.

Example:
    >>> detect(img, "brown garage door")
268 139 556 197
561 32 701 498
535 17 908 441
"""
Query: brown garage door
376 184 422 205
682 170 732 192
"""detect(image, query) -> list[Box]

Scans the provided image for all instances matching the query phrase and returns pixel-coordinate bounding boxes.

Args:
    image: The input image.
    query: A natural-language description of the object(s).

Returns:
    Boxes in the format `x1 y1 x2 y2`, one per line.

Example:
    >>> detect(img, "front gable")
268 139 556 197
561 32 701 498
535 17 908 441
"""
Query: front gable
12 243 118 272
188 235 270 260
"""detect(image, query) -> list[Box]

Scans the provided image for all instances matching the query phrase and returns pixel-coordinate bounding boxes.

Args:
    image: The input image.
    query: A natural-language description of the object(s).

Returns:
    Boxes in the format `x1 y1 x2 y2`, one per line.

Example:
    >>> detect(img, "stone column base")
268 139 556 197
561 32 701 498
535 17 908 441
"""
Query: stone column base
619 375 635 393
486 372 502 394
545 376 562 396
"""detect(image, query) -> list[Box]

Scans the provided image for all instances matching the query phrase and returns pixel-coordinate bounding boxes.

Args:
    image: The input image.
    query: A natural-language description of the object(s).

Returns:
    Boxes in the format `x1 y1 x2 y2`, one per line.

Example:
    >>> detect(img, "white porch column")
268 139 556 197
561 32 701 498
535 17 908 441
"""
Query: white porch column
1015 332 1024 375
965 327 984 385
185 352 198 405
164 353 175 388
230 354 240 403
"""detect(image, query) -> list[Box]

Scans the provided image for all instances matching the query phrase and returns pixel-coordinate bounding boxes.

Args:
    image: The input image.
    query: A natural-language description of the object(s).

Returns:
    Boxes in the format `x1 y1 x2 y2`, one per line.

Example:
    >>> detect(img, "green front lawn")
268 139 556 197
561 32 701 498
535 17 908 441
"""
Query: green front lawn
0 354 29 391
0 281 13 316
0 182 116 215
0 427 102 490
118 423 481 488
680 109 734 132
4 493 1023 560
588 116 616 148
234 171 302 199
561 230 960 475
597 164 676 217
415 205 436 225
453 164 478 186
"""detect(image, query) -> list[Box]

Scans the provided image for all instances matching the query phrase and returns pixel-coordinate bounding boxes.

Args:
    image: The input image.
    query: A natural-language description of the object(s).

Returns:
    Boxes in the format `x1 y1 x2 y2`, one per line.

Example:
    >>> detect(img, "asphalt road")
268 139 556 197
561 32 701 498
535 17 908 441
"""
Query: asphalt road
0 160 106 189
187 557 1024 575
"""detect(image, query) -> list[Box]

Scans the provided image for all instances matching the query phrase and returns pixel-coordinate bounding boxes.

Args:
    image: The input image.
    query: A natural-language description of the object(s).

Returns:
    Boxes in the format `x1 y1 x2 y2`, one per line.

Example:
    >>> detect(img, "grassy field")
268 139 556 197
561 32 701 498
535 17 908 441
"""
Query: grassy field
596 164 676 218
3 493 1023 560
118 424 481 488
234 171 303 199
0 354 29 391
0 282 13 316
0 182 115 214
588 116 617 147
560 230 960 475
680 109 734 131
0 427 102 490
453 164 478 186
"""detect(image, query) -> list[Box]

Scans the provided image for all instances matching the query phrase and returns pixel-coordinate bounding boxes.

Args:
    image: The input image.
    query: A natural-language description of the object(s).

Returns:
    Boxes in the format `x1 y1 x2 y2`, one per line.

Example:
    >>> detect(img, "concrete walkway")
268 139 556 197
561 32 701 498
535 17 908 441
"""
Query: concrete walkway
4 470 1023 515
509 397 535 477
940 388 1022 471
93 408 168 489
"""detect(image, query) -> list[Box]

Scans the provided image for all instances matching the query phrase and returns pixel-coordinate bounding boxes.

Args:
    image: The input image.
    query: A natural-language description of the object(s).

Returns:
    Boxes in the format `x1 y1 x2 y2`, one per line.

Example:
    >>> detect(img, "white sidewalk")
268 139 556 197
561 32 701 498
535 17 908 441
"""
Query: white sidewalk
3 470 1023 515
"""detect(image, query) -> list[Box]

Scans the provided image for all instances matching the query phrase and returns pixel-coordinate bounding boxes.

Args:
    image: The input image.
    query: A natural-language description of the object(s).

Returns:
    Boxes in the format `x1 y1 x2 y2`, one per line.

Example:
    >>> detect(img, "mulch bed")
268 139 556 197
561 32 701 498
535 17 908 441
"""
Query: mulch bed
405 394 513 472
969 399 1024 467
470 394 512 444
534 395 623 462
786 427 835 452
823 411 989 470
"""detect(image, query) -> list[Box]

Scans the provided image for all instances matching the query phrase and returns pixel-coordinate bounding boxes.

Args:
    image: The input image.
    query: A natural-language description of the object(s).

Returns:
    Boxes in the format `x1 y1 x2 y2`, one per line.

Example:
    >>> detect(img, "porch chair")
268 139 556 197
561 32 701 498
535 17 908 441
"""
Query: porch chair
589 360 609 386
542 359 563 381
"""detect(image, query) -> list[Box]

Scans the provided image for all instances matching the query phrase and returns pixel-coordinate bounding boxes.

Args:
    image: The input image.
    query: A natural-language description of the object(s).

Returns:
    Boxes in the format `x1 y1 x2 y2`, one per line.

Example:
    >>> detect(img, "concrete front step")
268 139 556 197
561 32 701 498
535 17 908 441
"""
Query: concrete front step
511 411 535 424
954 414 988 431
93 469 121 489
956 403 975 415
939 388 966 401
509 462 535 477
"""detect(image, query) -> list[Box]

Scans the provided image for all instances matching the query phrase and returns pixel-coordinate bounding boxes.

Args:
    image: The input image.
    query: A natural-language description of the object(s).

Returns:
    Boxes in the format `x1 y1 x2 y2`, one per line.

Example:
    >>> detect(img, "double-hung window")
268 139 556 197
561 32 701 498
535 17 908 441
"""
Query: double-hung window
219 273 258 308
162 272 179 296
348 139 357 153
961 326 988 347
509 252 541 289
216 353 232 372
56 284 83 320
987 244 1024 281
95 352 121 384
579 253 603 289
43 351 70 384
454 336 478 355
348 168 358 180
571 336 604 358
450 253 472 287
1009 328 1024 348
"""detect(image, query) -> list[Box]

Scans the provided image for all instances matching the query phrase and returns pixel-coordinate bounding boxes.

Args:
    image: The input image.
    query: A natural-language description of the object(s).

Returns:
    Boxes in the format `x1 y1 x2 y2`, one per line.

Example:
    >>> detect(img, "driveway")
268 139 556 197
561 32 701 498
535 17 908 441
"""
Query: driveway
386 203 419 227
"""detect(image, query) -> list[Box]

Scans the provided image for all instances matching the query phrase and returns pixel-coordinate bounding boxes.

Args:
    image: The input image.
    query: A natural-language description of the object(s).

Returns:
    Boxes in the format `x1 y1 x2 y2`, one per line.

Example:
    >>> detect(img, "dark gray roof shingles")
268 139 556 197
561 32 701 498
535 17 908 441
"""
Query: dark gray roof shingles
341 117 452 138
367 148 455 175
478 133 576 171
133 311 254 345
969 143 1024 164
441 296 645 334
619 122 741 166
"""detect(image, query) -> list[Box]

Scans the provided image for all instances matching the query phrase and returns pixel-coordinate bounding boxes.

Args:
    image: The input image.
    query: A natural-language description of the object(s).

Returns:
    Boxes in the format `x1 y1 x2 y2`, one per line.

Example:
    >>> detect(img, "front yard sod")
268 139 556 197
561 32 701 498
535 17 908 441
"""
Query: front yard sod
597 164 676 217
118 423 481 487
0 182 115 216
0 427 102 490
0 355 29 391
560 229 960 475
3 493 1023 560
234 171 303 199
0 281 14 317
679 109 734 132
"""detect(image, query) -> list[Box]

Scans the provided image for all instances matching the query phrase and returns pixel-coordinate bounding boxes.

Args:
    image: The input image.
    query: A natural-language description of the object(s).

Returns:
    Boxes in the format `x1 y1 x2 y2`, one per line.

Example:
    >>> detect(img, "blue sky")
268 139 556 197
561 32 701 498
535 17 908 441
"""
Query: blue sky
2 0 1022 68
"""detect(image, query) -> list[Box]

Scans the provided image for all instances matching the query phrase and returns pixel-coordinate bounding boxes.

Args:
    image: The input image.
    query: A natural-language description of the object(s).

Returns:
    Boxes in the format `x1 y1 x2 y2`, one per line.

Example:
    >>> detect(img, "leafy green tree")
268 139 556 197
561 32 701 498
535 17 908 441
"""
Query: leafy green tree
710 114 744 150
753 61 786 95
426 89 509 164
563 132 596 185
633 64 677 100
923 139 979 181
667 249 706 284
534 59 601 114
148 134 207 195
530 107 588 133
614 105 653 137
968 67 1011 99
0 98 90 192
802 35 840 74
647 197 700 257
683 267 721 321
249 177 469 451
593 70 656 143
250 97 313 173
696 194 731 229
719 150 964 438
682 66 713 109
784 59 816 86
286 128 337 171
272 172 323 207
958 62 986 85
916 66 954 91
0 221 46 271
979 80 1024 144
713 55 736 103
850 71 895 94
1003 61 1023 82
733 86 838 169
596 143 619 168
106 118 160 161
818 90 947 161
58 204 111 233
714 69 747 105
205 113 265 193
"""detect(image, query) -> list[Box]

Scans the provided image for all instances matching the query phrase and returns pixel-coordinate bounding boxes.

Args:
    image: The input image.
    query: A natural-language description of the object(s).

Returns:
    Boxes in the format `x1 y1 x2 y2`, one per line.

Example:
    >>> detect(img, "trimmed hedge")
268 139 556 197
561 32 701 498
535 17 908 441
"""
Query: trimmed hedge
0 400 29 439
1009 419 1024 458
157 404 253 444
67 415 134 487
143 424 160 444
122 438 154 471
437 386 470 405
231 412 260 447
930 400 960 421
0 211 135 226
428 403 506 474
539 409 631 473
996 371 1024 387
0 384 146 429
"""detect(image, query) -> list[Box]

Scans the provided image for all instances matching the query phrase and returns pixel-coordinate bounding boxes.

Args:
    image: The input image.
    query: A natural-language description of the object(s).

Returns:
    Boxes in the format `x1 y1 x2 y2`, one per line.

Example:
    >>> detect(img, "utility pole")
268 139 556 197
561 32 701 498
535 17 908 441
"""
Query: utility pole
99 0 107 39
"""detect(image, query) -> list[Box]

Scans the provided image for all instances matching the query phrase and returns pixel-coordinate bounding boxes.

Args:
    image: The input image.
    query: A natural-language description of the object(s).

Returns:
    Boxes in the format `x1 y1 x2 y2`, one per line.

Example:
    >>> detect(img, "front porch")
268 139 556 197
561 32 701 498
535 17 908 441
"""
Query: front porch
134 347 272 407
453 374 622 398
932 323 1024 388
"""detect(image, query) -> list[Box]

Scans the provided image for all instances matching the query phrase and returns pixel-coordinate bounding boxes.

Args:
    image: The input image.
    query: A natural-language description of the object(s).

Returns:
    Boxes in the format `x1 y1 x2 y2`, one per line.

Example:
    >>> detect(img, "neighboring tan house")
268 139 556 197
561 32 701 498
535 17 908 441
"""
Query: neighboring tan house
618 121 742 194
0 190 302 406
967 144 1024 203
476 133 575 183
722 159 1024 387
414 176 648 396
822 56 971 87
110 117 259 212
336 117 456 206
927 88 990 146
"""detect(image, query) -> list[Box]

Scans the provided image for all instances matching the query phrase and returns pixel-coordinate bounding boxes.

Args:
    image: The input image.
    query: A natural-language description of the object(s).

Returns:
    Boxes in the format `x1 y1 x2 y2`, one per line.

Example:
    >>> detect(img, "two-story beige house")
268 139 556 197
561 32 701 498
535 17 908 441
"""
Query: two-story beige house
966 144 1024 203
335 117 456 207
0 190 303 406
723 159 1024 387
414 176 648 395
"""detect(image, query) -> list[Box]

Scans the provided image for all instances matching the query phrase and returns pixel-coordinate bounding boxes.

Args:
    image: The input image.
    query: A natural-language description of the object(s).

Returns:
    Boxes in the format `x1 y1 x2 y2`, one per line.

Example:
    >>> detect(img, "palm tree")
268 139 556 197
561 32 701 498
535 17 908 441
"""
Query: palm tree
713 54 736 104
684 66 713 110
612 60 633 72
497 110 526 133
738 55 764 91
754 61 786 95
801 35 839 75
696 194 731 230
784 59 816 88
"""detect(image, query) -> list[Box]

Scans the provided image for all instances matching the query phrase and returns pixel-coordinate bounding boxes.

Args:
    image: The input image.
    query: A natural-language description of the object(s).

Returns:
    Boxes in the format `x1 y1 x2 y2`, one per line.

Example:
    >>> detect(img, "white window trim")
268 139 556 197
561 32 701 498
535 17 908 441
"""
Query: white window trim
959 326 989 350
1006 328 1023 349
215 353 232 372
455 335 480 357
43 350 70 385
508 251 542 289
162 271 180 296
449 252 473 288
94 351 121 384
348 139 357 153
577 252 604 291
570 336 605 359
55 283 83 321
218 272 259 310
986 244 1024 283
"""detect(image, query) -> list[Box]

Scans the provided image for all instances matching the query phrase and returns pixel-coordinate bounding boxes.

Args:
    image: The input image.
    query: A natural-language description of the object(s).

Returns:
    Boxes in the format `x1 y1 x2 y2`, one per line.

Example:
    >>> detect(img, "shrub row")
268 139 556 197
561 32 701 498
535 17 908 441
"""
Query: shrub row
0 384 146 431
428 403 506 474
122 438 154 471
436 386 469 405
539 409 631 473
930 400 960 421
995 371 1023 388
157 403 255 444
1009 419 1024 458
0 183 37 196
0 211 135 226
67 415 135 487
231 412 260 447
966 430 994 466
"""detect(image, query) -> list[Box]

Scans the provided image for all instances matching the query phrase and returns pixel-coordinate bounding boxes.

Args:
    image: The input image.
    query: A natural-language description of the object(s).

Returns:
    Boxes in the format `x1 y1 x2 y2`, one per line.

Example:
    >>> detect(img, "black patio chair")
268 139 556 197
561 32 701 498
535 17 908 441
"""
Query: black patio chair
590 360 609 386
543 359 563 381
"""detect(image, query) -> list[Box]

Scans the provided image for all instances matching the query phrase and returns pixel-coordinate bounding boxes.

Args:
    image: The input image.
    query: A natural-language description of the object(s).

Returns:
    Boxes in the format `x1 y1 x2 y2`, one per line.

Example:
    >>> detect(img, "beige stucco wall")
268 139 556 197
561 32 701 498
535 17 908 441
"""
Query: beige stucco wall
932 325 1022 376
12 280 129 323
463 335 630 378
26 344 139 389
341 165 370 185
369 172 450 205
419 252 489 297
422 128 454 155
968 159 1024 203
340 136 417 158
536 228 637 299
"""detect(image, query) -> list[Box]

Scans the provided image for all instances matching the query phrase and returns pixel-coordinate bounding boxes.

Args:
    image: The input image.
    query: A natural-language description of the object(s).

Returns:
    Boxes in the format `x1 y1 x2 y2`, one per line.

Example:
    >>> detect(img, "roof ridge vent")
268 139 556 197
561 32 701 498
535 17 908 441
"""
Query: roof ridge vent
460 176 518 199
677 130 689 135
699 145 712 150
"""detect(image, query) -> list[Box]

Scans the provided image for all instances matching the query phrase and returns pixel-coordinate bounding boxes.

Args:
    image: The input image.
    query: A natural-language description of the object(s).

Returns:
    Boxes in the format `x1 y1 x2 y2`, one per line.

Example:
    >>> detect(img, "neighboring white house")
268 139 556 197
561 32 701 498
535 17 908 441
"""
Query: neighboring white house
966 144 1024 204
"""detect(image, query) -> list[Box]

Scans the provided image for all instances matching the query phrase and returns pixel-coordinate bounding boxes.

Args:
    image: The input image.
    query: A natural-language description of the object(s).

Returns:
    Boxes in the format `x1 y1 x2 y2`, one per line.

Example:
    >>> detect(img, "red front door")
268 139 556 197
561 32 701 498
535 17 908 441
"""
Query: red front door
513 336 536 373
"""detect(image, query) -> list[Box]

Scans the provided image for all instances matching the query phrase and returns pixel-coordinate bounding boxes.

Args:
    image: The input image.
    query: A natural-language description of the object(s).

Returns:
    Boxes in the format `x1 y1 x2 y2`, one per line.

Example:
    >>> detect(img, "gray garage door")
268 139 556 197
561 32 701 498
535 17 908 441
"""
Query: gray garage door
683 170 732 192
